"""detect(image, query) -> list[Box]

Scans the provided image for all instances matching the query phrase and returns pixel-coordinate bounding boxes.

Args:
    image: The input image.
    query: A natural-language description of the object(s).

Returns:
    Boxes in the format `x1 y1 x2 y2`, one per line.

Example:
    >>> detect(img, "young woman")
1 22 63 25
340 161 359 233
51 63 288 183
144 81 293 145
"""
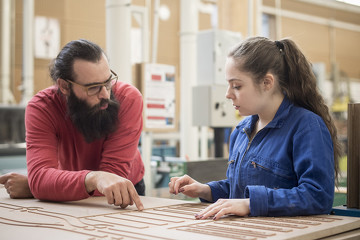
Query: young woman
169 36 341 219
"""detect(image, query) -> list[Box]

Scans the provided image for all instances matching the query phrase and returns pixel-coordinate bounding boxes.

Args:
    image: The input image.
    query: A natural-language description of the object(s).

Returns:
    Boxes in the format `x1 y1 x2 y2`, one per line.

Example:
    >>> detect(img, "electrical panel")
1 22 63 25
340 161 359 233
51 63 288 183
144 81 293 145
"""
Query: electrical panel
193 29 242 127
197 29 242 86
192 85 239 127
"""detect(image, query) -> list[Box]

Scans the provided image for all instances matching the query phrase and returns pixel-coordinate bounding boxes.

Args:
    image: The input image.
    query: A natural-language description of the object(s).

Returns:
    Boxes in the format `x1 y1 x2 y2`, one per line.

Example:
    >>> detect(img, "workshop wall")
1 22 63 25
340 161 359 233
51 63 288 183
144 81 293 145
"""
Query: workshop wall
0 0 359 104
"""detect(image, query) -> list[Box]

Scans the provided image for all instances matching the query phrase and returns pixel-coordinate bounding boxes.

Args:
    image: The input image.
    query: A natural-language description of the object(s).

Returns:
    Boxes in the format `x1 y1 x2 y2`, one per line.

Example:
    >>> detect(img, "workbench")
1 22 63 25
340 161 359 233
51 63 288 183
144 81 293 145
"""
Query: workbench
1 185 360 240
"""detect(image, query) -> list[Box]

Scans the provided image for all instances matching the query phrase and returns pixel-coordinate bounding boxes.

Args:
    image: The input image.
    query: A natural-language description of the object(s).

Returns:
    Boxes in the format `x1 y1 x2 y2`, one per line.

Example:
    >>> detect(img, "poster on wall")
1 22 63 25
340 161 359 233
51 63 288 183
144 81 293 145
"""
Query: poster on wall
139 63 177 132
34 16 60 59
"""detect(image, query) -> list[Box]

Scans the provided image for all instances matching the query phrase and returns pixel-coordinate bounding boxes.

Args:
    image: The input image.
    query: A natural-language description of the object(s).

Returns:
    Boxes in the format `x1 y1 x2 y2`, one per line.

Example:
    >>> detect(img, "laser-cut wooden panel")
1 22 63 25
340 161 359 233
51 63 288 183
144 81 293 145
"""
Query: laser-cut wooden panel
1 186 360 240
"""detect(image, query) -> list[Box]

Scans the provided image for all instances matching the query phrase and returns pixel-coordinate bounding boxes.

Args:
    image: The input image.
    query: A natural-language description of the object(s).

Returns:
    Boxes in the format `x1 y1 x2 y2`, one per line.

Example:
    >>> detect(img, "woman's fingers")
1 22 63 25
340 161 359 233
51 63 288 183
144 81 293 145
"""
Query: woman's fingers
168 177 179 194
194 199 250 220
196 200 224 219
169 175 193 195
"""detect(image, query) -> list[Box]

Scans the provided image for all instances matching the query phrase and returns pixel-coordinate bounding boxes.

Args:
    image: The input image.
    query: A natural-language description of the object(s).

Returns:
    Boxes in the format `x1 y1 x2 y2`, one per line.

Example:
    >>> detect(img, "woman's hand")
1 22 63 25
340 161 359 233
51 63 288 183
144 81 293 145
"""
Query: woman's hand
168 174 212 202
195 198 250 220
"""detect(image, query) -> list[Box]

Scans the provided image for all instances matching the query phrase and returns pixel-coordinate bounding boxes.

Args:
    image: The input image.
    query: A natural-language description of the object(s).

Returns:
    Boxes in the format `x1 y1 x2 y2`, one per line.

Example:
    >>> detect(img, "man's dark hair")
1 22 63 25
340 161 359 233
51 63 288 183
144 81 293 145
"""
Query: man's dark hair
49 39 105 82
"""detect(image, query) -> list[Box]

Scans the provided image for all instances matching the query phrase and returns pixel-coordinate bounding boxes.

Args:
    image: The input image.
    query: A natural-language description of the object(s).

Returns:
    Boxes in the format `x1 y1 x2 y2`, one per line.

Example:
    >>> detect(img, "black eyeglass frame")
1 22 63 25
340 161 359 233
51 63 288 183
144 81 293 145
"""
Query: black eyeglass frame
65 69 118 96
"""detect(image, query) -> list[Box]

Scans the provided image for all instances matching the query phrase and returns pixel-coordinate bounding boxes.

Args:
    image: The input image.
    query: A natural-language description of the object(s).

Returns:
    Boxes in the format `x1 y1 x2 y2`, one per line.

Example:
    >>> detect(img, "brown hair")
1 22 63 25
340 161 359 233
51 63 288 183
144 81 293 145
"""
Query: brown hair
228 36 341 182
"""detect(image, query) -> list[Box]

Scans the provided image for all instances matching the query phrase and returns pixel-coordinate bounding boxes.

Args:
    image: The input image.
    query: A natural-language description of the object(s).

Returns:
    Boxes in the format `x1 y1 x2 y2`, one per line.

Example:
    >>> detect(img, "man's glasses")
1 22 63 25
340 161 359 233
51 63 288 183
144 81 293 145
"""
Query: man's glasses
65 70 118 96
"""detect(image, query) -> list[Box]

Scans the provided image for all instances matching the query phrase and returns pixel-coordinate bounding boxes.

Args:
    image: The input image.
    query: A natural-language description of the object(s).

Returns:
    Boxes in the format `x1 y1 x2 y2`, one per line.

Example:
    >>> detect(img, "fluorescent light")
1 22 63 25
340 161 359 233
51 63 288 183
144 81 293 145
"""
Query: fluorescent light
336 0 360 7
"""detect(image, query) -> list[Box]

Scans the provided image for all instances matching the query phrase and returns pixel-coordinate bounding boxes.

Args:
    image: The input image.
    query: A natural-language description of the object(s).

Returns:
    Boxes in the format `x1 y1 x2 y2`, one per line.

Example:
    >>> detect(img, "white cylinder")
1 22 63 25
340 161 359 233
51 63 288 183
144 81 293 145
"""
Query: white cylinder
106 0 132 84
248 0 254 37
180 0 199 160
152 0 160 63
256 0 263 36
21 0 34 105
1 0 13 103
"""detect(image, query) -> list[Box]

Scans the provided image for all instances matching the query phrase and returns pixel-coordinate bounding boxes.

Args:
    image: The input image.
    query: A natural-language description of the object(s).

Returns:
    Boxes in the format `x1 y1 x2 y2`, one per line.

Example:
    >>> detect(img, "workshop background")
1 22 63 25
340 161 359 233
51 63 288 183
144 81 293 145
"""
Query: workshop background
0 0 359 205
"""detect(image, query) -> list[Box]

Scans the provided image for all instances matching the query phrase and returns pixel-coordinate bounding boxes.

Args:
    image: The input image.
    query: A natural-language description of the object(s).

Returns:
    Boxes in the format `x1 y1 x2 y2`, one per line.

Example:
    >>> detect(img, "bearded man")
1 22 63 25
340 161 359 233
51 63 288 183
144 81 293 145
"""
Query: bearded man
0 39 145 210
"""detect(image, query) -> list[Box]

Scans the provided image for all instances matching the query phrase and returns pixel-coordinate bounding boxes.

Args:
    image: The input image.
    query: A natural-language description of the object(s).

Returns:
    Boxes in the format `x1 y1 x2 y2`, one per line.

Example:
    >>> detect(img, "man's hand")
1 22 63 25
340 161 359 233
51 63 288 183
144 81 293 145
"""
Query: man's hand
0 173 34 199
168 174 212 202
85 171 144 210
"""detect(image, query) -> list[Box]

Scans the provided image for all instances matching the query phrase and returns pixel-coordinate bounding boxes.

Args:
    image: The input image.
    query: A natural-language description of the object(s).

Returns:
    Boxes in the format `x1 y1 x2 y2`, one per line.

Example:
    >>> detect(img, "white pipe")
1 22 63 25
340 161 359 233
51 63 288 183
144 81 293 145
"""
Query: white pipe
247 0 254 37
200 126 208 159
180 0 199 160
141 131 153 196
275 0 282 39
262 6 360 32
106 0 132 84
152 0 160 63
145 0 151 62
1 0 15 104
21 0 34 105
256 0 263 36
131 4 151 195
131 6 150 63
198 1 219 159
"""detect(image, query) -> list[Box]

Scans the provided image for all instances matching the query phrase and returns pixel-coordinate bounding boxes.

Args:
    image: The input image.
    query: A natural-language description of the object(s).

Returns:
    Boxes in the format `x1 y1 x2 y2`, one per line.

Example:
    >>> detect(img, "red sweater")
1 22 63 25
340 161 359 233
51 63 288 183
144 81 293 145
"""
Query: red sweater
25 82 145 201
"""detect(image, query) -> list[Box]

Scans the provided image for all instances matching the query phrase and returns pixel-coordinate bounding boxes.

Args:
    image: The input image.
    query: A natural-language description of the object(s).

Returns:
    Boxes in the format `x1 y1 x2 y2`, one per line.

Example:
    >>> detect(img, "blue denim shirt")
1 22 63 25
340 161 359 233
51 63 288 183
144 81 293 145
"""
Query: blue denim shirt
207 96 335 216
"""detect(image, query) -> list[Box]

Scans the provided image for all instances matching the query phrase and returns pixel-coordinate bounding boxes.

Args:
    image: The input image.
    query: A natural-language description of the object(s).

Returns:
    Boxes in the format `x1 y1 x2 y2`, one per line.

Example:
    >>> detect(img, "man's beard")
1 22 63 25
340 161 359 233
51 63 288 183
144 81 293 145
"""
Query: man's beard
67 89 120 143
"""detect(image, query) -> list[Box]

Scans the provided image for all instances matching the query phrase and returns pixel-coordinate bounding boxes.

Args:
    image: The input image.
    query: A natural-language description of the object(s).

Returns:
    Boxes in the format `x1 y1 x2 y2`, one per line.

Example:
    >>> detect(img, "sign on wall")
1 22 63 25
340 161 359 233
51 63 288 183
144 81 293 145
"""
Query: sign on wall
137 63 177 132
34 16 60 59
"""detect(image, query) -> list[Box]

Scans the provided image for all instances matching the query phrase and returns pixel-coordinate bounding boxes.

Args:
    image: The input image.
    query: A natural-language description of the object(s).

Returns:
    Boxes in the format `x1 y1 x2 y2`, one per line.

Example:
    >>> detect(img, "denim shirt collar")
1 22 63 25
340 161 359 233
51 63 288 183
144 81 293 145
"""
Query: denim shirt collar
236 95 293 132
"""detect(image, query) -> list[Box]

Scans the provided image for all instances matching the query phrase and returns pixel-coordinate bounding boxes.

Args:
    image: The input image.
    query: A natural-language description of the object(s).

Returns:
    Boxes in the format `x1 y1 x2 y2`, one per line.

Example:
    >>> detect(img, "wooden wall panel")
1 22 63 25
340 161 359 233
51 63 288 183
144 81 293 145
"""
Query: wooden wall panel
62 21 106 48
63 0 106 49
218 0 248 34
282 17 331 68
265 1 360 81
281 16 360 80
34 60 54 94
336 29 360 79
2 0 360 104
156 0 180 67
35 0 64 18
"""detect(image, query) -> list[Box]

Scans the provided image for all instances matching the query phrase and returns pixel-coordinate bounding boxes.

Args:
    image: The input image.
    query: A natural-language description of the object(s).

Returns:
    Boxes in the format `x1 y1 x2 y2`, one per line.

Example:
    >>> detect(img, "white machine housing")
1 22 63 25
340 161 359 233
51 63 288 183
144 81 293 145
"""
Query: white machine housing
193 29 242 127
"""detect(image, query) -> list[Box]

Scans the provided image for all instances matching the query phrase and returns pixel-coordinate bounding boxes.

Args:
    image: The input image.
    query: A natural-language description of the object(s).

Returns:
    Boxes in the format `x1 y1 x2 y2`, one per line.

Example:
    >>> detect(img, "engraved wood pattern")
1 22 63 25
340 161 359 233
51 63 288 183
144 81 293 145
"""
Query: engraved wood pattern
1 187 360 240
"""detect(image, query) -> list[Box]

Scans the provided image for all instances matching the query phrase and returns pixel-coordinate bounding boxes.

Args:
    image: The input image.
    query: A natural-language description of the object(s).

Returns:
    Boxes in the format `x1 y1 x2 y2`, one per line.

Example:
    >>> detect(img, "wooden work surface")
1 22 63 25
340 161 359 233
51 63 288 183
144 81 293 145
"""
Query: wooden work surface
1 186 360 240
